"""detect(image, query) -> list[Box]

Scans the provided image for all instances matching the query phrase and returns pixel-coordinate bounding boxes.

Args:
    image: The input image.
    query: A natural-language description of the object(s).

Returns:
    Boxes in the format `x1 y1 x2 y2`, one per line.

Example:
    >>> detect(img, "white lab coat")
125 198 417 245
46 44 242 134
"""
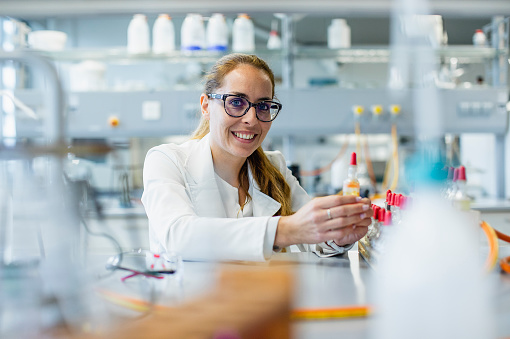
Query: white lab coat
142 133 348 261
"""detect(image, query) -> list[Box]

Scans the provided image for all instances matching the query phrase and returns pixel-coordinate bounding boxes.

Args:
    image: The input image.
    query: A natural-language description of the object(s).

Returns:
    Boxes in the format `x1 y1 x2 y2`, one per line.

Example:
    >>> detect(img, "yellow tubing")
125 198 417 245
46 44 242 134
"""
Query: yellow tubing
389 124 399 191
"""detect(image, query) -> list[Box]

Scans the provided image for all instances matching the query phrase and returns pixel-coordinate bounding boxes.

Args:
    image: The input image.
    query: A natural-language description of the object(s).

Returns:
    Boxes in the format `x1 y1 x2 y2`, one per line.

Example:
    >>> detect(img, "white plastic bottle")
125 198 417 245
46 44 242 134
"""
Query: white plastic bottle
327 19 351 49
181 13 206 51
267 20 282 50
232 14 255 52
127 14 150 54
473 29 487 47
206 13 228 51
342 152 360 196
152 14 175 54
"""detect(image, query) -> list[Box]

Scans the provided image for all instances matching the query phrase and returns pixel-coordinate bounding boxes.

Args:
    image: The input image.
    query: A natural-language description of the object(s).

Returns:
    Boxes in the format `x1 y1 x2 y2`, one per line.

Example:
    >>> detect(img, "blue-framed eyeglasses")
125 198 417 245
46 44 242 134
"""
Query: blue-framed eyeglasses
208 93 282 122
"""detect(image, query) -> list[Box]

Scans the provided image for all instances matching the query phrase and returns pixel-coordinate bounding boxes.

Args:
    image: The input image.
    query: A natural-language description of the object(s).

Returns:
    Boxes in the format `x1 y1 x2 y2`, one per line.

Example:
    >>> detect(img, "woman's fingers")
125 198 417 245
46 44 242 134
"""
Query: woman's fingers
327 225 369 246
325 213 369 230
314 195 362 209
329 202 370 219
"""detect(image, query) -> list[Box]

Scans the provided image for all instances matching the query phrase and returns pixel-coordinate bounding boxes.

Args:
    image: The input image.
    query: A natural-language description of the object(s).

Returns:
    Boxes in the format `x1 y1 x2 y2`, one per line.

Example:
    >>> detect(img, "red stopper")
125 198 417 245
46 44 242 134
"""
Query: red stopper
372 205 379 218
350 152 357 166
458 165 466 181
378 208 385 222
386 190 392 202
384 210 392 225
453 168 459 182
397 194 403 207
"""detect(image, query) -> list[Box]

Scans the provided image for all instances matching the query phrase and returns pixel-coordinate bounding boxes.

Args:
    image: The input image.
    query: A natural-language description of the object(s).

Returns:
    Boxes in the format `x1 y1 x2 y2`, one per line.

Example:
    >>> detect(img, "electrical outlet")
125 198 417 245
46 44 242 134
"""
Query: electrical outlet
142 101 161 120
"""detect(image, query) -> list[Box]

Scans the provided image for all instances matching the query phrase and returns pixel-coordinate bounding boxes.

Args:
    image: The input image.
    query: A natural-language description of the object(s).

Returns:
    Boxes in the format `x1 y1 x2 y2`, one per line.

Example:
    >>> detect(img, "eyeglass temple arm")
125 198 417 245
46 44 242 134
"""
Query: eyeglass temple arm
208 93 224 99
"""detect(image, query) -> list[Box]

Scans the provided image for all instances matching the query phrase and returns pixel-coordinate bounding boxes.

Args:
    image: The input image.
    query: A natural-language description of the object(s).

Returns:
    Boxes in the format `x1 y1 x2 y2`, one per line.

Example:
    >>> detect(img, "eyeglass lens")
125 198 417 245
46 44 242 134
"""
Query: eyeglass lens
225 96 279 121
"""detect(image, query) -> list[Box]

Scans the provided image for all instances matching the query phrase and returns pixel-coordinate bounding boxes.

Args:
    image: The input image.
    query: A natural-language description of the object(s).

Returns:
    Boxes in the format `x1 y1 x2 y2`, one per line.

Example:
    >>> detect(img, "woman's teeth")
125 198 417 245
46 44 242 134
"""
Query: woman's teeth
233 132 255 140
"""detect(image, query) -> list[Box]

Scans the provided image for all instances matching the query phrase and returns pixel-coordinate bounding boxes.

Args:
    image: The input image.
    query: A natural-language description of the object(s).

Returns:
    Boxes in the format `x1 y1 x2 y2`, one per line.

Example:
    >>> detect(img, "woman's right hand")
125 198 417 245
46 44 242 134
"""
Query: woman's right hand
274 195 372 248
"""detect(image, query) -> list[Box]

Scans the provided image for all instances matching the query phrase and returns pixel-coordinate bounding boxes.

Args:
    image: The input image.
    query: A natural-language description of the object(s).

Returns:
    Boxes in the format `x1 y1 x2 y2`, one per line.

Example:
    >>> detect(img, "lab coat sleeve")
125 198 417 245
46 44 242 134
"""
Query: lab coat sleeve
266 151 354 256
264 216 280 259
142 148 274 262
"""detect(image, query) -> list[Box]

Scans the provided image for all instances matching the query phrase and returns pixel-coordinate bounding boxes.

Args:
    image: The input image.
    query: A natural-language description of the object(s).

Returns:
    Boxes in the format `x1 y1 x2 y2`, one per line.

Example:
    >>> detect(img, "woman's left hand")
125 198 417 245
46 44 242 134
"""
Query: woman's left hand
331 197 372 246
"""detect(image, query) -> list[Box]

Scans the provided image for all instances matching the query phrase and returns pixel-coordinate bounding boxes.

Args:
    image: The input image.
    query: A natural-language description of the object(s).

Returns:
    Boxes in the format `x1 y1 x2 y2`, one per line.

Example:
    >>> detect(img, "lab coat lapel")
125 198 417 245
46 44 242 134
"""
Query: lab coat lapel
248 165 282 217
185 134 226 218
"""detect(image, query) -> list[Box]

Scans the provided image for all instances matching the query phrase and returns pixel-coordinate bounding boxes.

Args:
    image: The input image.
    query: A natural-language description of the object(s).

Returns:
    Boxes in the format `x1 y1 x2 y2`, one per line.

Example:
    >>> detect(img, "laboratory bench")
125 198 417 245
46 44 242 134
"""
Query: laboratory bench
73 198 510 338
84 248 510 339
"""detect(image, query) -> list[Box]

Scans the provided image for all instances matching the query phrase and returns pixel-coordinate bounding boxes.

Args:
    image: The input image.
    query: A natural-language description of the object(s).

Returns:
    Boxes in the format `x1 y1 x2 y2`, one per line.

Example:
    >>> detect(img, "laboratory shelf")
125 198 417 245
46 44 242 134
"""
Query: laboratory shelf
34 48 285 64
35 45 506 64
293 45 507 63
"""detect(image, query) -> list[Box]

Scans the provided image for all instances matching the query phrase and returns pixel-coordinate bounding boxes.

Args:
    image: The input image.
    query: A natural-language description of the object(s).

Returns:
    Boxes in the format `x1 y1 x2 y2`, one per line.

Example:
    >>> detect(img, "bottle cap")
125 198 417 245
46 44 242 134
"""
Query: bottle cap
453 168 459 182
378 208 385 222
372 205 378 218
386 189 392 202
475 29 483 33
399 194 405 207
400 196 406 209
384 210 392 226
458 165 466 181
350 152 357 166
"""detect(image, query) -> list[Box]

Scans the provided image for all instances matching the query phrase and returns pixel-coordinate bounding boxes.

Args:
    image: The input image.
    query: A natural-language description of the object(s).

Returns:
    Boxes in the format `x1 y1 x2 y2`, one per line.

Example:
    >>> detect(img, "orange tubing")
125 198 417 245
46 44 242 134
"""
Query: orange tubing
480 220 500 272
481 220 510 274
300 136 349 177
494 229 510 243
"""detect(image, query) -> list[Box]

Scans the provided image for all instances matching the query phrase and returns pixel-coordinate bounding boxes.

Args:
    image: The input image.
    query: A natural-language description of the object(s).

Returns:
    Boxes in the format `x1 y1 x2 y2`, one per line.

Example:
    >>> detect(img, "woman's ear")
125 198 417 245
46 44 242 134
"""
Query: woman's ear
200 93 210 121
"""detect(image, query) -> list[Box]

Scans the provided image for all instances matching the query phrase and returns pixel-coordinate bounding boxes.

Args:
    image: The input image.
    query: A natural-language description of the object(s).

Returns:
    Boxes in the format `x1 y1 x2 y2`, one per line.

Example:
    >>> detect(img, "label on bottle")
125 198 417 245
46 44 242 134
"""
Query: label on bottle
343 181 360 196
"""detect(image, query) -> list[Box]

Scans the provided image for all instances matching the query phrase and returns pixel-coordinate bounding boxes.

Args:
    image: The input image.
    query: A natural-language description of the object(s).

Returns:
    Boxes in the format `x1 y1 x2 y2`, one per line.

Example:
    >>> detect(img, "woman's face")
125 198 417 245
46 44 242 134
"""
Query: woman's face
201 64 273 163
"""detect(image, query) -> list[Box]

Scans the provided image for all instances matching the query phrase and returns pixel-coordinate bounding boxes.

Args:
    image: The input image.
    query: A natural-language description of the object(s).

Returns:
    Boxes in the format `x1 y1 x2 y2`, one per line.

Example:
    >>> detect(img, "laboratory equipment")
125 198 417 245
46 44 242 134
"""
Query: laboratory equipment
0 51 109 337
27 30 67 51
472 29 487 46
206 13 228 51
181 13 206 50
152 14 175 54
267 20 282 50
327 18 351 49
127 14 150 54
343 152 360 196
232 14 255 52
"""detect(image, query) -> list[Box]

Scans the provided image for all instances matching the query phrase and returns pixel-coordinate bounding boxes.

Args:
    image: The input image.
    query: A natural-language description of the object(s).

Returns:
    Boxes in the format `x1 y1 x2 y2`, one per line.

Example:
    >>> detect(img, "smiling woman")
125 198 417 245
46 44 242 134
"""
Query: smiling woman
141 53 373 262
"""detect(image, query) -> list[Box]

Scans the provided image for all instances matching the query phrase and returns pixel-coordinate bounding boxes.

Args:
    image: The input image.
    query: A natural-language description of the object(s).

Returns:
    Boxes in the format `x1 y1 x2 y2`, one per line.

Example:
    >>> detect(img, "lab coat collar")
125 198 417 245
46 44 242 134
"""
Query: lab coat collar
185 134 281 218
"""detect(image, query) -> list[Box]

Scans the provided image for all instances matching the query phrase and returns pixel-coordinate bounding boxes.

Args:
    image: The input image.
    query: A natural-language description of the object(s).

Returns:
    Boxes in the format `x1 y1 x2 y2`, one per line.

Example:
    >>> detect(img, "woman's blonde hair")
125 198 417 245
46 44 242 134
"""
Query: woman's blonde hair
191 53 293 216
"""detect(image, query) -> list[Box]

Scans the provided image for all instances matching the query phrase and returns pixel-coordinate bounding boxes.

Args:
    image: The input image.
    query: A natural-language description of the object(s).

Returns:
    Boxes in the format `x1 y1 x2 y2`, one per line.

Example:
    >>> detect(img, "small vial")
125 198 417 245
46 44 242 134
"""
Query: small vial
343 152 360 196
472 29 487 47
453 166 471 211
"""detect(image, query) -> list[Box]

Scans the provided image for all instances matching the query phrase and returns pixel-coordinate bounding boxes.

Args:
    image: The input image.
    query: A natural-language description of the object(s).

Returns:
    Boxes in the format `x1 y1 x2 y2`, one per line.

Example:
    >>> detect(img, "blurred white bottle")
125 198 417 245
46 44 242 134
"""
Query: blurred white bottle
127 14 150 54
328 18 351 49
152 14 175 54
267 20 282 50
232 14 255 52
473 29 487 47
371 188 495 339
181 13 206 51
206 13 228 51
